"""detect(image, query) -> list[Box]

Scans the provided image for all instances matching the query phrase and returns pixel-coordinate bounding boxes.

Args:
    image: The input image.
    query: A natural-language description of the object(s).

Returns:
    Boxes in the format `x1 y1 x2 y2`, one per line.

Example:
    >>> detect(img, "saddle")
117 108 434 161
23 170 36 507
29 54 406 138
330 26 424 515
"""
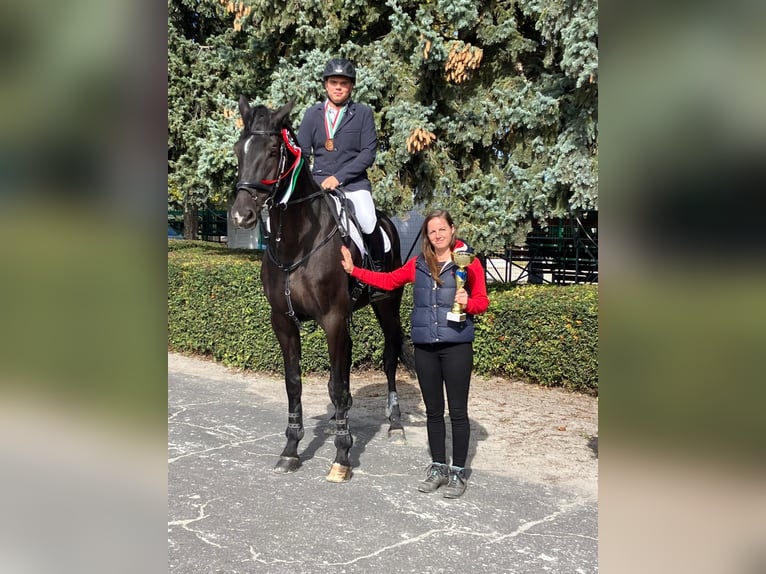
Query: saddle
327 191 391 264
327 191 393 303
260 191 390 264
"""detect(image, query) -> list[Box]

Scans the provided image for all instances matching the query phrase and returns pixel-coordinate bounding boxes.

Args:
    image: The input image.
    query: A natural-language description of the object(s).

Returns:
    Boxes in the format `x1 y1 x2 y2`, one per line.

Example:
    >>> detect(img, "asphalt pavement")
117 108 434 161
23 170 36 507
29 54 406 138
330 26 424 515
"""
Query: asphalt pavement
168 356 597 573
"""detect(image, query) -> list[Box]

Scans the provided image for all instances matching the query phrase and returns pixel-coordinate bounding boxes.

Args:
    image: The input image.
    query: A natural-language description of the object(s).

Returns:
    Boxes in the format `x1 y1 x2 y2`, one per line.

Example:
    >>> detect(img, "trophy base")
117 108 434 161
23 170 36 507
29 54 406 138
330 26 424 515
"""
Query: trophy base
446 311 466 323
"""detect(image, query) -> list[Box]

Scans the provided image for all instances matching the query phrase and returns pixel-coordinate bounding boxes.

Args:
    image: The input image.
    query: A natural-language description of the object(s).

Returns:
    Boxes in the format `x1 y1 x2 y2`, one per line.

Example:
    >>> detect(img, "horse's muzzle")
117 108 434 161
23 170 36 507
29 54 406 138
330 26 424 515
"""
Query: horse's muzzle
231 208 257 229
231 185 267 229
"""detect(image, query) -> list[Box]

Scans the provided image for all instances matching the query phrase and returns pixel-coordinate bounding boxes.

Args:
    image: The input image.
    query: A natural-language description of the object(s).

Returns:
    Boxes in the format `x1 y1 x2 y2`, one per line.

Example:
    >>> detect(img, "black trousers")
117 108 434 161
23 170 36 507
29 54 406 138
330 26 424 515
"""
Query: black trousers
413 342 473 468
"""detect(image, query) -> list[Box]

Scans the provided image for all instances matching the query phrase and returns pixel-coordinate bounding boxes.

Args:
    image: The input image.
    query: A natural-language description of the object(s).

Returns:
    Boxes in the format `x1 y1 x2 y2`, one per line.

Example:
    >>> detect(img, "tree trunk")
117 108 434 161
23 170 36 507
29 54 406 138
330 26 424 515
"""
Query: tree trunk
183 205 199 240
528 259 544 284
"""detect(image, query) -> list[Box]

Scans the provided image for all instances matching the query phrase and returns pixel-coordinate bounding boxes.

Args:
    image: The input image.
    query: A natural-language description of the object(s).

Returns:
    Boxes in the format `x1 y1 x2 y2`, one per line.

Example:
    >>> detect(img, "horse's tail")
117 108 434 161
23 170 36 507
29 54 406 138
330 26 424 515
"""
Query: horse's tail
375 213 416 375
398 335 416 376
376 211 402 270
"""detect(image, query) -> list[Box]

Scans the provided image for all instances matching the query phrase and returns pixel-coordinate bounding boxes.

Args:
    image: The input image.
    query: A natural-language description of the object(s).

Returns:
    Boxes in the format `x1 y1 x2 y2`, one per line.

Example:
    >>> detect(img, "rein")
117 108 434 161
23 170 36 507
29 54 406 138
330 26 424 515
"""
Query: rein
267 223 339 326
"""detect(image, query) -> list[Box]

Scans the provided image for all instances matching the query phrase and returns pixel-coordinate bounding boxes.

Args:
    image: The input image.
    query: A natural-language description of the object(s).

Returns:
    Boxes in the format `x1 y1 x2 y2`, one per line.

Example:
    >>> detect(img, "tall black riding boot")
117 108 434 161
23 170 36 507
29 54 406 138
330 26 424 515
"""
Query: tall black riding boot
363 229 389 302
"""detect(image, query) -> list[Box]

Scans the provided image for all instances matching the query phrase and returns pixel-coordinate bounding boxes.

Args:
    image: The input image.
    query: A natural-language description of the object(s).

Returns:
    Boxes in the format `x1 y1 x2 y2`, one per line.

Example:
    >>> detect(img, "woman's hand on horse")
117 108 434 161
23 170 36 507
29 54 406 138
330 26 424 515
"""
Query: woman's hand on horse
340 245 354 274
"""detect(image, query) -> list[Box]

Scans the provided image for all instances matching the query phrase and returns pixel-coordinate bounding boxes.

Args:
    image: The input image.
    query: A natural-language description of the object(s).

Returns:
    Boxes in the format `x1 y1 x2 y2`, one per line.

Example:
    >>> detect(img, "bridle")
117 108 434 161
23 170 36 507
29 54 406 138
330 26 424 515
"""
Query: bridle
235 128 303 205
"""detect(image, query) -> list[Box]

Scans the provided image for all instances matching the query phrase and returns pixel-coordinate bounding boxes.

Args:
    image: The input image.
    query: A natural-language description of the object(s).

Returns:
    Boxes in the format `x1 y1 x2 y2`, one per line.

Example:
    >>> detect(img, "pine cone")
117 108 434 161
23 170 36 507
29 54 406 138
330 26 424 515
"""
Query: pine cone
445 43 483 84
406 128 436 154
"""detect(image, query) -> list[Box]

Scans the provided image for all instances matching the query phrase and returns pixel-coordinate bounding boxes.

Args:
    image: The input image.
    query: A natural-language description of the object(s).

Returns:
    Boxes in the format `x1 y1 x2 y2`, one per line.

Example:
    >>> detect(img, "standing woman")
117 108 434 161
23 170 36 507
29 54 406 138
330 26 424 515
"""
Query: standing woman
340 209 490 498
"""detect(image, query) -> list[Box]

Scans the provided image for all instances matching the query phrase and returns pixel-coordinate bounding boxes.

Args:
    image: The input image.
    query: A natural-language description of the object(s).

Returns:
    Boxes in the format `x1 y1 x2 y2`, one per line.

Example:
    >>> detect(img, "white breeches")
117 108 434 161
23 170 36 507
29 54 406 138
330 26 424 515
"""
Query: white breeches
345 188 376 234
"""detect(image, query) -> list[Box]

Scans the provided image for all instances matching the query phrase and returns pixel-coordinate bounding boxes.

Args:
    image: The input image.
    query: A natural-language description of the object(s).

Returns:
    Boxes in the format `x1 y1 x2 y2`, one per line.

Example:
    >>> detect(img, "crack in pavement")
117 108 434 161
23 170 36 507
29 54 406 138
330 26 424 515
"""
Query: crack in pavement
168 498 225 549
167 432 284 464
488 497 590 544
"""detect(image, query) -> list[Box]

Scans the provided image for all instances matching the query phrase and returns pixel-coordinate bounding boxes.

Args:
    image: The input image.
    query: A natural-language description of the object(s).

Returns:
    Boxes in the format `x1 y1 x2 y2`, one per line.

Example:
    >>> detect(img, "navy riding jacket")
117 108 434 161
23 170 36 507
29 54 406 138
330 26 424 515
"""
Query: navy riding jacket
296 99 377 191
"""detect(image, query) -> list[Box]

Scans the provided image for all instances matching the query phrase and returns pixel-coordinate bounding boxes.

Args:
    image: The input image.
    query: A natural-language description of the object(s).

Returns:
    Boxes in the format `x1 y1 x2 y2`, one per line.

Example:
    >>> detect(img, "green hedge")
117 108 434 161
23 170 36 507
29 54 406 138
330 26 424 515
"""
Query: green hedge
168 241 598 394
474 283 598 393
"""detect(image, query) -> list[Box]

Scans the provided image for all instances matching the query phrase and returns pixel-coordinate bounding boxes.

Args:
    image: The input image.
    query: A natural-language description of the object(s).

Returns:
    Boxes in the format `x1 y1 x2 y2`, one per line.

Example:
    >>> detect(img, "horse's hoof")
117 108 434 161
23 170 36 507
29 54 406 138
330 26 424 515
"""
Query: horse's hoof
325 463 352 482
273 456 301 474
387 428 407 444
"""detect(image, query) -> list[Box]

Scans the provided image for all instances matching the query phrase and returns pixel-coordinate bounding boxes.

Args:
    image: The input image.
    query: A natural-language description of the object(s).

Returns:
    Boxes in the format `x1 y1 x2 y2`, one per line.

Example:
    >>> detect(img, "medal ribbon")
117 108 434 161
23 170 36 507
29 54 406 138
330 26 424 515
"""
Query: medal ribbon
324 101 346 144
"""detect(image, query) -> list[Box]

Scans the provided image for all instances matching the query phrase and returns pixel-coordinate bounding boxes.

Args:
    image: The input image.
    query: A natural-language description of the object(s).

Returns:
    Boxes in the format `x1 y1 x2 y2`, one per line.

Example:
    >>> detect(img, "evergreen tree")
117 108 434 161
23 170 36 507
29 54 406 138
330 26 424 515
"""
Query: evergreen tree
168 0 597 251
168 0 258 237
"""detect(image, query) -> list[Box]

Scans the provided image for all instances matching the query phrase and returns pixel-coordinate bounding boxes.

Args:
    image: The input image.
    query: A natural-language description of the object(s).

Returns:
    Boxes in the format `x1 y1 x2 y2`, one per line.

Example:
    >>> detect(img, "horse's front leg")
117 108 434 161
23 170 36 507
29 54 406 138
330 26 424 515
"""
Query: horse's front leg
322 314 354 482
271 310 304 474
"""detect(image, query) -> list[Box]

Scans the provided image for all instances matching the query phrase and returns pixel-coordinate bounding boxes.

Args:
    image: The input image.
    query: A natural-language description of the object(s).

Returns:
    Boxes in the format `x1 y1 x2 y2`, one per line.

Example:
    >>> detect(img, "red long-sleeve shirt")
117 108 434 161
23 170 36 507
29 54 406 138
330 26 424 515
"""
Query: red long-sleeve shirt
350 251 490 316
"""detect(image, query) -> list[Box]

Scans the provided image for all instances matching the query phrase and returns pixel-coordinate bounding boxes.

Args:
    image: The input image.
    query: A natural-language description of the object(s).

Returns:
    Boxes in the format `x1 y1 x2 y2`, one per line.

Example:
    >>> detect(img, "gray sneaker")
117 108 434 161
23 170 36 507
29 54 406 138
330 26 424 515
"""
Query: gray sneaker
417 463 449 493
442 466 467 498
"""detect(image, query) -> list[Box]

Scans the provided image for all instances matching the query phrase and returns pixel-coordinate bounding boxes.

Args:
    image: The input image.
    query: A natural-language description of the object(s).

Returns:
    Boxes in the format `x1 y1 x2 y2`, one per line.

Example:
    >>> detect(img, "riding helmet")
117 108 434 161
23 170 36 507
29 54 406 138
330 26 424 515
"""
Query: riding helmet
322 58 356 82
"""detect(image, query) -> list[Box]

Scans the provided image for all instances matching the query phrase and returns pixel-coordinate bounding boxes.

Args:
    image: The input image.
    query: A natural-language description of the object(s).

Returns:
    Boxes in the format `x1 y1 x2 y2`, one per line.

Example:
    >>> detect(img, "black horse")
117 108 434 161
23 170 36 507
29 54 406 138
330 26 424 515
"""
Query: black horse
230 96 410 482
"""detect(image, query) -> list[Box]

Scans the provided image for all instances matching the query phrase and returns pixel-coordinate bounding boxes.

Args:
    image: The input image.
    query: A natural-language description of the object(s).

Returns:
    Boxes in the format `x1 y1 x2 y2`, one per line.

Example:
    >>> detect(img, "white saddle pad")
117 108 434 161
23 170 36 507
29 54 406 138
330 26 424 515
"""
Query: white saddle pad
328 195 391 256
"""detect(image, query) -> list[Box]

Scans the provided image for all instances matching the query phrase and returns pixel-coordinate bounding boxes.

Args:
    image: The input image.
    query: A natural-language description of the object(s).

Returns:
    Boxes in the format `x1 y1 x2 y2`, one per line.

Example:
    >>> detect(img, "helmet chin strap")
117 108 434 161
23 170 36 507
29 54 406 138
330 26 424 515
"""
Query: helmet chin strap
330 97 349 107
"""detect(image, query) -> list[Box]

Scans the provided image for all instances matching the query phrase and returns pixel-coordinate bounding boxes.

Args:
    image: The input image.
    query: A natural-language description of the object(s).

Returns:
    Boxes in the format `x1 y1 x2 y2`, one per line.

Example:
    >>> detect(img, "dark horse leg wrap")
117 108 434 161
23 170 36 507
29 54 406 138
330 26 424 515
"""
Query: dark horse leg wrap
333 418 353 453
286 411 305 442
275 411 304 473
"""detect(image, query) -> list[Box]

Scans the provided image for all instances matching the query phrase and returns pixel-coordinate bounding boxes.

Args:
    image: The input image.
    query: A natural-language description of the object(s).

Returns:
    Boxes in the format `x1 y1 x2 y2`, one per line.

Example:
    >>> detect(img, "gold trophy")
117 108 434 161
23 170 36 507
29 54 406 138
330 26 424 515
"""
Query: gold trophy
446 250 476 323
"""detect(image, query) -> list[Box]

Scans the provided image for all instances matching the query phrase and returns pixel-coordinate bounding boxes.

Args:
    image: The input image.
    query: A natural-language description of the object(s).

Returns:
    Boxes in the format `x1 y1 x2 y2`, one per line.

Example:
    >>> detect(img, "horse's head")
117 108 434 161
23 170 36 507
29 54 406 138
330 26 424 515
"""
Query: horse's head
231 96 295 229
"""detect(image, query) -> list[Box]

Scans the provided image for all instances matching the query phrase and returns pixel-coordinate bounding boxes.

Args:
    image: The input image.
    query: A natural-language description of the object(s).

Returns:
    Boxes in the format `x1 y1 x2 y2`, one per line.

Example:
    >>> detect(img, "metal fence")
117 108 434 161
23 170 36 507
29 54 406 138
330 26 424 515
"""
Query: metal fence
168 209 228 241
484 211 598 285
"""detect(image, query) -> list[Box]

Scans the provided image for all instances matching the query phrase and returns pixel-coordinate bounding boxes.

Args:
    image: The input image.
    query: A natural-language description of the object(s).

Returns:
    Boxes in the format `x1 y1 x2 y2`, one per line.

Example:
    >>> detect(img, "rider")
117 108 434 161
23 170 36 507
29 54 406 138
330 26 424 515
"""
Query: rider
296 58 387 294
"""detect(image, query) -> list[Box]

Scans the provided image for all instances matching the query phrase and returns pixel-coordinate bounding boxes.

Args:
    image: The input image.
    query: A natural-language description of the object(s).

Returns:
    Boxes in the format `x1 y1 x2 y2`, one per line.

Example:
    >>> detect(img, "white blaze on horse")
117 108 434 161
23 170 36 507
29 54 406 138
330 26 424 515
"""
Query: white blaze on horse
230 96 412 482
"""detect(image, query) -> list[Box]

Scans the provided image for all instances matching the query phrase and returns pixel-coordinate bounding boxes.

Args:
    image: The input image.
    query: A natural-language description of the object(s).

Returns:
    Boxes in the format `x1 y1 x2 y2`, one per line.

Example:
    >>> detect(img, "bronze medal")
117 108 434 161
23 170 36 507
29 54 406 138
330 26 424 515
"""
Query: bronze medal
325 138 334 151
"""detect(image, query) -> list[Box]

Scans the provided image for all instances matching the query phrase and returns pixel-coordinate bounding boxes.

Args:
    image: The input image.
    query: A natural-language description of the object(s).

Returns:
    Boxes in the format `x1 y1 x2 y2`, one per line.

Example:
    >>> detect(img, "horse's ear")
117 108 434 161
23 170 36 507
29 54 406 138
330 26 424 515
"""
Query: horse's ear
274 98 296 127
238 94 251 123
